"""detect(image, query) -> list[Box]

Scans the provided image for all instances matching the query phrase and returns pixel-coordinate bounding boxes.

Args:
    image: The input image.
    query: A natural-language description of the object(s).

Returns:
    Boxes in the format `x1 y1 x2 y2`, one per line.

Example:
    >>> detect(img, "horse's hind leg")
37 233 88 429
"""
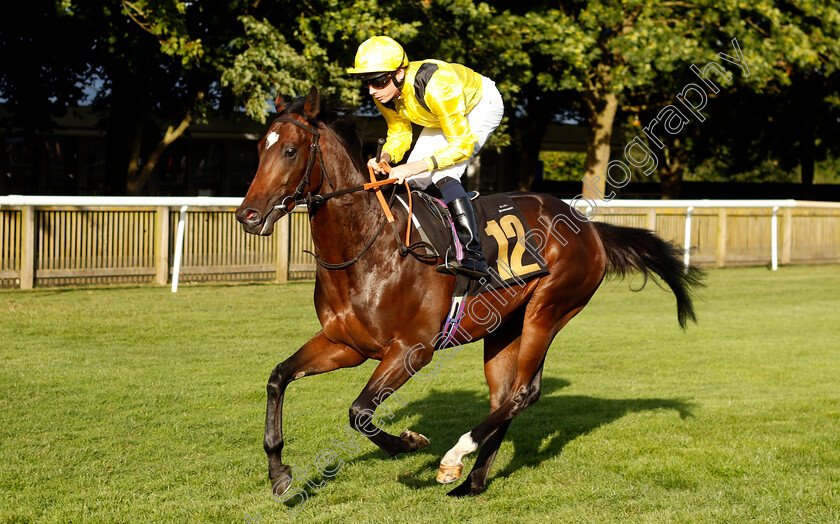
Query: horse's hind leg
445 362 546 497
436 313 520 480
265 331 366 496
443 329 546 496
442 296 590 497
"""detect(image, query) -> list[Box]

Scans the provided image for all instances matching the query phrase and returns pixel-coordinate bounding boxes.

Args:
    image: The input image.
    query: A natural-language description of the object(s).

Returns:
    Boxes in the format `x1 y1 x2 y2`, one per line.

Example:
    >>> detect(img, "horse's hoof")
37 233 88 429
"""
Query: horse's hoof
401 429 430 450
270 468 293 497
446 480 480 497
436 463 463 484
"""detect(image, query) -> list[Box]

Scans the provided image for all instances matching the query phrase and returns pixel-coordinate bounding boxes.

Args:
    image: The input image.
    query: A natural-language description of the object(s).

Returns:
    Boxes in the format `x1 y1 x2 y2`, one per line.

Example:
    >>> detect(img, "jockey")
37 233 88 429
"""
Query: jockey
347 36 504 280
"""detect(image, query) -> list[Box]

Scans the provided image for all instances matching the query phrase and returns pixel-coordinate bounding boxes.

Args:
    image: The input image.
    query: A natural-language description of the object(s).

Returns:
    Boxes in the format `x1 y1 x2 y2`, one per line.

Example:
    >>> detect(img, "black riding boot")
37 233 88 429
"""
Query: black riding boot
436 197 490 279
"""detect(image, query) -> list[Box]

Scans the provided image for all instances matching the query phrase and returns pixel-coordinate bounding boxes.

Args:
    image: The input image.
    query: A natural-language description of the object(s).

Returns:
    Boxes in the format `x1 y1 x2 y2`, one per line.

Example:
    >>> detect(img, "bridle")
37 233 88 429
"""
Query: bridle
272 115 334 213
268 114 437 270
272 115 393 212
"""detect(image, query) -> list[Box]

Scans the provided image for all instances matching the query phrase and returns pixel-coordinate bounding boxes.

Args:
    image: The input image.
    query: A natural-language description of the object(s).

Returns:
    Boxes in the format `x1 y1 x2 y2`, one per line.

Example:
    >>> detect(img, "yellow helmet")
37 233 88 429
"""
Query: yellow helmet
346 36 409 75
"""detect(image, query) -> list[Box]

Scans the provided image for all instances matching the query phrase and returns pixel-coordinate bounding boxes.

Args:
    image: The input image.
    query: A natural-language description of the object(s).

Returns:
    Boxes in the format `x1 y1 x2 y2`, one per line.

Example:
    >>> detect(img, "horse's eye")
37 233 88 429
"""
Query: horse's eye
284 147 297 158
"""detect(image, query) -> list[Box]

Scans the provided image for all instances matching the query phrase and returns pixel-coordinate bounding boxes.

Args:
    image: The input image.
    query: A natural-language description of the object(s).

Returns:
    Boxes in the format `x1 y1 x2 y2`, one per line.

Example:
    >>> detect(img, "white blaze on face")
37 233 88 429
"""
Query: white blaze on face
265 131 280 150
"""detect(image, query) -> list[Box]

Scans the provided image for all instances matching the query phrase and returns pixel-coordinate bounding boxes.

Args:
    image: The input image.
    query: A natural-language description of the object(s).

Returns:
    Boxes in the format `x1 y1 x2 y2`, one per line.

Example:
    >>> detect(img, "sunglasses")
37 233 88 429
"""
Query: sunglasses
361 72 395 89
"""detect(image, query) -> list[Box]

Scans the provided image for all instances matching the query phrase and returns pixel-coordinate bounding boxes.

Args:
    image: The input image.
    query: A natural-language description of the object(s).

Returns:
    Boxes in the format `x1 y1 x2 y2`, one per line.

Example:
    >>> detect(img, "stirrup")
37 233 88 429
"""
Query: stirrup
453 262 490 279
435 248 459 275
435 260 460 275
436 259 489 279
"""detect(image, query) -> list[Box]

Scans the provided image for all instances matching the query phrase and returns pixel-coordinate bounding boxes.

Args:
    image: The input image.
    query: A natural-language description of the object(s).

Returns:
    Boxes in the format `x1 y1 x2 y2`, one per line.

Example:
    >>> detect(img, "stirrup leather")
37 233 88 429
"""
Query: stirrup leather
439 197 489 279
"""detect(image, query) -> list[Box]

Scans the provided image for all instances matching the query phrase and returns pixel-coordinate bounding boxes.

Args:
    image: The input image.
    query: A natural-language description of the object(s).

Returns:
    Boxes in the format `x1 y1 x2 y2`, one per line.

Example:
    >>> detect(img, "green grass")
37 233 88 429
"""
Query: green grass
1 265 838 523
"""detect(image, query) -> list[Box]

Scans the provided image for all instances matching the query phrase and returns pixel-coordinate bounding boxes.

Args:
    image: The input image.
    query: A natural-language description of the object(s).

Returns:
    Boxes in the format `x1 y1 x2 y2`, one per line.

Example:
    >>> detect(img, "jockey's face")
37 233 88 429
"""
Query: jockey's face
367 68 404 104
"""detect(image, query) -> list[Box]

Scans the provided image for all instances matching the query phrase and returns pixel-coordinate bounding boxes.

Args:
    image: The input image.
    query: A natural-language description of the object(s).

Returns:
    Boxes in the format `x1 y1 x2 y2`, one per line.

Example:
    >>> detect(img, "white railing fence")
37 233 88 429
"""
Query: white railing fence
579 199 840 271
1 196 838 290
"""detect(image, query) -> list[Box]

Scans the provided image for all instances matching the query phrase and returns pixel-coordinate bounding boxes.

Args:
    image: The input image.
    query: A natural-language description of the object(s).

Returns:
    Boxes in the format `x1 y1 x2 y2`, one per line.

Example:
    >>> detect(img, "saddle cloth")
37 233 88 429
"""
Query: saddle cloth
393 191 549 297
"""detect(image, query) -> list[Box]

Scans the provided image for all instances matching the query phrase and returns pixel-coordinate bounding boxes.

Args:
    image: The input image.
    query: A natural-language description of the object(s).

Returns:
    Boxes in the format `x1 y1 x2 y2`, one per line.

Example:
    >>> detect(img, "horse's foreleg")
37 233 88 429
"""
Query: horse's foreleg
348 341 434 456
266 331 366 496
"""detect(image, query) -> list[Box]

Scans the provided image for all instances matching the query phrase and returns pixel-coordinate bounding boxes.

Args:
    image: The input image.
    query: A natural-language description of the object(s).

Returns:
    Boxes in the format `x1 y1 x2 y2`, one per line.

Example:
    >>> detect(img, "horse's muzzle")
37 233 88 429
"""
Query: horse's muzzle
236 205 284 236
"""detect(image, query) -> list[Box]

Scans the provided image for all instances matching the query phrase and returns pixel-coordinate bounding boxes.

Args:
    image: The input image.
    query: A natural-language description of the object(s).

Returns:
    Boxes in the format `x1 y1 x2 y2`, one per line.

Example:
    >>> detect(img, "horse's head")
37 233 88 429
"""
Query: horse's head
236 86 329 236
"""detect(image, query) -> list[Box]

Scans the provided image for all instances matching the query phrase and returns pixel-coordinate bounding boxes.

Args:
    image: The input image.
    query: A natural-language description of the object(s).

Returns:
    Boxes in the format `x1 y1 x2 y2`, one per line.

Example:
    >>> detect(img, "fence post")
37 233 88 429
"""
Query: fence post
276 215 290 283
782 207 792 265
771 206 779 271
155 206 170 285
716 208 727 268
19 205 36 290
645 209 656 232
683 207 693 268
171 206 188 293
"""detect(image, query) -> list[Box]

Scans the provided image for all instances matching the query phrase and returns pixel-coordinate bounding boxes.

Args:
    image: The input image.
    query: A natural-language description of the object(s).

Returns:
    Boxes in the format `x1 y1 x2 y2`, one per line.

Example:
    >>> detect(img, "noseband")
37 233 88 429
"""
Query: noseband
273 116 334 212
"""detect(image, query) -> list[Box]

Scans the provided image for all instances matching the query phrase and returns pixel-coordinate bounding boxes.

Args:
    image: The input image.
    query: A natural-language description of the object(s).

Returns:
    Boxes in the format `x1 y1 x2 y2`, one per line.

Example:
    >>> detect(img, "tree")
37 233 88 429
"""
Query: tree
621 1 840 197
0 0 93 132
218 0 531 190
219 1 420 122
101 0 252 194
102 0 710 196
8 0 838 197
690 1 840 195
506 1 713 197
1 1 257 194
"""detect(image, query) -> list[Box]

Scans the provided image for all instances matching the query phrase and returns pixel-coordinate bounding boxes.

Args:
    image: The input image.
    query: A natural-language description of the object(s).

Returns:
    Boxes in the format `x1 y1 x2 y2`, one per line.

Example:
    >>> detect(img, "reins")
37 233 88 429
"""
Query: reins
272 115 436 270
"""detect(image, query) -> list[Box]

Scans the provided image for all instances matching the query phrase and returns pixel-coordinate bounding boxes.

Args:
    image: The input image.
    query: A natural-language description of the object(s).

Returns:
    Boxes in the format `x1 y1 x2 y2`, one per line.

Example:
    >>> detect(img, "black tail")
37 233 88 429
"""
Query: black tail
593 222 704 329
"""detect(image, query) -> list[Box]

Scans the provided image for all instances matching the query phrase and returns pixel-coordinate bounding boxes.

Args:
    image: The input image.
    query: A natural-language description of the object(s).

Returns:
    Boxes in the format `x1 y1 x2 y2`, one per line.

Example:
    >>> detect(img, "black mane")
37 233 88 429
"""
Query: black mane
280 95 366 173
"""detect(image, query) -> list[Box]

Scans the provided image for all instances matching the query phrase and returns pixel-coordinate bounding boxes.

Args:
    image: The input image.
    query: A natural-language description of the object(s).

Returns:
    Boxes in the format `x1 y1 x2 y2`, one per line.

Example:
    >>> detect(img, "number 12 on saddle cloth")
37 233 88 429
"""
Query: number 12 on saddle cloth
394 192 549 297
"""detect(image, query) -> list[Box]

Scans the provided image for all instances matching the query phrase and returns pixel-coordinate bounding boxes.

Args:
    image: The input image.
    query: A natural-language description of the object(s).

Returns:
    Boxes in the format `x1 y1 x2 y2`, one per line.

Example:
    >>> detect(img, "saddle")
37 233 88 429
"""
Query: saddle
393 190 549 348
395 191 548 292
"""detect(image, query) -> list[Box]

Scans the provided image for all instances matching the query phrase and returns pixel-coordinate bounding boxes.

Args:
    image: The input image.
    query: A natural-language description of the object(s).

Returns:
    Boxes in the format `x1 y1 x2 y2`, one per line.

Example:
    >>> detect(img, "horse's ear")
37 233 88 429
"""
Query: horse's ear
303 86 320 119
275 93 286 114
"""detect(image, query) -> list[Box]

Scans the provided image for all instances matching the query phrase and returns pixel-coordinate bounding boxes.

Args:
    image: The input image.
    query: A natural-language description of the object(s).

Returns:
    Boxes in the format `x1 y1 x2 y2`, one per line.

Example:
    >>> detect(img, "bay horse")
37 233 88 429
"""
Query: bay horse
235 87 703 498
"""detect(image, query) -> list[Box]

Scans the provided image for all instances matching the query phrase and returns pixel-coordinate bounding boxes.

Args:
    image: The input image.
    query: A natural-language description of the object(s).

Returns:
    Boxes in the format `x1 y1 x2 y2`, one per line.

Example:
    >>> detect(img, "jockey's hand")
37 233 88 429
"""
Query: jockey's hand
388 160 430 185
388 165 411 184
367 153 391 175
